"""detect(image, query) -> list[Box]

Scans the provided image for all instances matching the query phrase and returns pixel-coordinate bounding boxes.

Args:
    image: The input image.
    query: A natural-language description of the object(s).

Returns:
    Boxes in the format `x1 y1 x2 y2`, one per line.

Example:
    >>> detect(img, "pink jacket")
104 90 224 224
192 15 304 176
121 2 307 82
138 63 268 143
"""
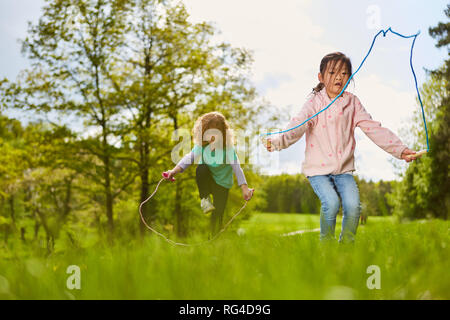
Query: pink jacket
270 88 408 176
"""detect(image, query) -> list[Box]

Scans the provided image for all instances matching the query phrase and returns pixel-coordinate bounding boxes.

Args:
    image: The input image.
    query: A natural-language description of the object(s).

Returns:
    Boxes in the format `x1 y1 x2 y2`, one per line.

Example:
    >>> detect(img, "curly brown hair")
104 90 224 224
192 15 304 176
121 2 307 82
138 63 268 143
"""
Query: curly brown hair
193 112 234 148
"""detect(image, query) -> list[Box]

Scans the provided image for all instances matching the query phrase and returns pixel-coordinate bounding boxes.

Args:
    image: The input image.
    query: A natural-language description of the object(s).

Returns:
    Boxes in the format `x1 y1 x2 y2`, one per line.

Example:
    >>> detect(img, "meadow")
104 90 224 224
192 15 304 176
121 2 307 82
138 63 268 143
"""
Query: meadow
0 213 448 300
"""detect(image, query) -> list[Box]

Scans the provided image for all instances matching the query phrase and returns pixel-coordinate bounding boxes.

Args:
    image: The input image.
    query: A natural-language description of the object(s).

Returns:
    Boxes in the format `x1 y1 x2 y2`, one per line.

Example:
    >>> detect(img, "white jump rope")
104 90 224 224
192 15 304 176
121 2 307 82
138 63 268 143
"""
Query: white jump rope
139 172 254 246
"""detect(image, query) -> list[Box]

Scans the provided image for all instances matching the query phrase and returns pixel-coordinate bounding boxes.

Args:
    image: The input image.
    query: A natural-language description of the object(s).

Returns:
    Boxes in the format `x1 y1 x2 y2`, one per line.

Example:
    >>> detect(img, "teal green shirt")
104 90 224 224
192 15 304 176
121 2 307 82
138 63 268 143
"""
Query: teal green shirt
177 144 247 189
192 144 238 189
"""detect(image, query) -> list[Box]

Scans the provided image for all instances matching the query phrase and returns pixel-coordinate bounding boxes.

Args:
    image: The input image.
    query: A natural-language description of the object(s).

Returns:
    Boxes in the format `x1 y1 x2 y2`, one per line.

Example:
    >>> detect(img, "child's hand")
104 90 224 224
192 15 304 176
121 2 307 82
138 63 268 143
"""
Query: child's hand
163 166 183 181
401 148 423 162
262 137 274 152
162 170 176 181
241 184 254 201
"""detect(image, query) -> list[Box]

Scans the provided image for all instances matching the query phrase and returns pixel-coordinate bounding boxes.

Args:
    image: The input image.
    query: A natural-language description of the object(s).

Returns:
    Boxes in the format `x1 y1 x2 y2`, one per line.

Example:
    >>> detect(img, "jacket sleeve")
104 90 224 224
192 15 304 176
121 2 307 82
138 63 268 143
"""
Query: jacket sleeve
353 96 407 159
270 99 317 151
228 150 247 186
176 146 202 172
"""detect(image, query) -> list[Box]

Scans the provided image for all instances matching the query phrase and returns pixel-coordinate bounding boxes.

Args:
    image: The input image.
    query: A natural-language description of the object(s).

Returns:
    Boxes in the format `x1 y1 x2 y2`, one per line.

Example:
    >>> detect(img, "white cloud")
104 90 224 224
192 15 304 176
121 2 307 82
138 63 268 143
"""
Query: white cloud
185 0 335 110
352 74 416 132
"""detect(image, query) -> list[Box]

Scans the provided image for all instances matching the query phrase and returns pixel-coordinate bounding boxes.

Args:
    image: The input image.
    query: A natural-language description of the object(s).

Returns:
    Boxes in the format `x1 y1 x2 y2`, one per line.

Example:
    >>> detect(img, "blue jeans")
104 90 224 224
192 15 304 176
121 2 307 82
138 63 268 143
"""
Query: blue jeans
308 174 361 243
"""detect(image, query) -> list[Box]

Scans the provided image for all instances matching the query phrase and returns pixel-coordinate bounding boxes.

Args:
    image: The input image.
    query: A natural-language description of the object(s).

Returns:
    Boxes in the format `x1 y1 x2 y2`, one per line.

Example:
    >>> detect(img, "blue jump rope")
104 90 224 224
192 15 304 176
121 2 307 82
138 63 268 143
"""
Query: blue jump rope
261 27 430 155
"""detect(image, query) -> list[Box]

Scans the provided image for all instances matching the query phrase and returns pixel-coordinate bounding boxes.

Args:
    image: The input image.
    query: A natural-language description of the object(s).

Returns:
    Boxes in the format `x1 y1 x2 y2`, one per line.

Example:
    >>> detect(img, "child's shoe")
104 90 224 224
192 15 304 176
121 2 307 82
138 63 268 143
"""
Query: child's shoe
201 196 215 214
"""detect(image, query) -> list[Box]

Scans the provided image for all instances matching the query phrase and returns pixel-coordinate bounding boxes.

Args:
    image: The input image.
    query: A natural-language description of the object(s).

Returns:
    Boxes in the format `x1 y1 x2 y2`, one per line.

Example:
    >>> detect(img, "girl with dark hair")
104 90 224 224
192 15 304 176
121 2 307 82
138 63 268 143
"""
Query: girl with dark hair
265 52 422 242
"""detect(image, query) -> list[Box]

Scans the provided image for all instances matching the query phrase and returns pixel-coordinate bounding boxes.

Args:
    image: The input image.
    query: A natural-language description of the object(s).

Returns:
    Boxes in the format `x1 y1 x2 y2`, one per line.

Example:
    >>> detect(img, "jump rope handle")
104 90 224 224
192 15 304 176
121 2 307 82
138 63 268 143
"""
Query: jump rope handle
260 136 271 148
245 188 255 201
162 172 176 182
404 149 427 160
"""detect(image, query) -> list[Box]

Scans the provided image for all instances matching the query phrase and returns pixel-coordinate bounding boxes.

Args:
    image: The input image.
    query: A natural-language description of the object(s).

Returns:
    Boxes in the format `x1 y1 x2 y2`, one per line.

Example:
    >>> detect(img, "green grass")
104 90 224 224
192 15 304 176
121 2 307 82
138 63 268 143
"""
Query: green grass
0 213 448 300
239 212 396 236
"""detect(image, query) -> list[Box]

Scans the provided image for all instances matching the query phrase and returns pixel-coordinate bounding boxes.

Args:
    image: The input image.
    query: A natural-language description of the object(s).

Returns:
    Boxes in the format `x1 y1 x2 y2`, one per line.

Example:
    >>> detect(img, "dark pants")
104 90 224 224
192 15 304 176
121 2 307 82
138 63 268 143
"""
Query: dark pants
196 164 229 236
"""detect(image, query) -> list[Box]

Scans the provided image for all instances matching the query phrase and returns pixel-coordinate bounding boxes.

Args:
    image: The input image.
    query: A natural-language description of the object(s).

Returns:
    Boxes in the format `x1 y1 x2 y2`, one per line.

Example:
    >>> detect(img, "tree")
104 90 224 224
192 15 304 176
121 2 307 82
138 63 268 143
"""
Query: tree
0 114 85 250
107 0 264 236
0 0 270 242
0 116 28 243
3 0 137 234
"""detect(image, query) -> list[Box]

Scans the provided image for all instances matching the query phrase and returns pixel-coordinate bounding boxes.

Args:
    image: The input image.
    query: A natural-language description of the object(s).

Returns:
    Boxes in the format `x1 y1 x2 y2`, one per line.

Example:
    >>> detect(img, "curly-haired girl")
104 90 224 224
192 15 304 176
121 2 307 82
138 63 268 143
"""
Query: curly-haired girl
163 112 253 236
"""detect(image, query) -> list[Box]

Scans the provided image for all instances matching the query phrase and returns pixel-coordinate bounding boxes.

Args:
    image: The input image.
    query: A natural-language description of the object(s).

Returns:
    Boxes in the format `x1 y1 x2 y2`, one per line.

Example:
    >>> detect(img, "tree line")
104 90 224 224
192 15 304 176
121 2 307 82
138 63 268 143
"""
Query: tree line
256 173 394 217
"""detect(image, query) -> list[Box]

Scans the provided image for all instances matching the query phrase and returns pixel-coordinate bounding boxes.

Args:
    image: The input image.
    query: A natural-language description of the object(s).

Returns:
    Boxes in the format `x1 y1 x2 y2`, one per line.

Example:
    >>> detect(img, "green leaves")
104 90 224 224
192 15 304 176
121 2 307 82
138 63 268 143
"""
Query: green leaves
0 0 272 243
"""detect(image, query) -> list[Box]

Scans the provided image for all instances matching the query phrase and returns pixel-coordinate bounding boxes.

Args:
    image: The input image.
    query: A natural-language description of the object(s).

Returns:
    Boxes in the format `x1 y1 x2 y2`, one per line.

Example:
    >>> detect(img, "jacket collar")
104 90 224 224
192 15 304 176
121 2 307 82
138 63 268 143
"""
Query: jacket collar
319 87 351 109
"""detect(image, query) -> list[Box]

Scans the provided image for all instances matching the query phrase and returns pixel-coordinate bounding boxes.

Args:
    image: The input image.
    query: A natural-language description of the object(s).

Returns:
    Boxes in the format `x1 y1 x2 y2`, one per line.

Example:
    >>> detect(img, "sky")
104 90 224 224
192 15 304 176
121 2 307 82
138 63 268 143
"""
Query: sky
0 0 448 181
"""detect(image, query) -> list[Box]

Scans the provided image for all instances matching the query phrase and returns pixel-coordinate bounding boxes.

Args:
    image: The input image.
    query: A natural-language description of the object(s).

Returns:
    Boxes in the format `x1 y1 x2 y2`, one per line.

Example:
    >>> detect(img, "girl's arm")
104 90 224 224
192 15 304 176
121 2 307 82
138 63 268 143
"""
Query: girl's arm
353 97 408 159
267 99 317 151
229 151 253 201
164 148 201 180
231 162 247 187
175 150 196 172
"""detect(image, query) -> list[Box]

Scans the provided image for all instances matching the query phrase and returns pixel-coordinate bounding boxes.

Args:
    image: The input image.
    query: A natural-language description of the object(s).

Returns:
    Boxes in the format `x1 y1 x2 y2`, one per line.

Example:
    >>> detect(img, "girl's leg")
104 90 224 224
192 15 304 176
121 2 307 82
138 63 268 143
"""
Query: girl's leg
333 174 361 243
196 164 214 199
210 183 229 236
308 175 341 241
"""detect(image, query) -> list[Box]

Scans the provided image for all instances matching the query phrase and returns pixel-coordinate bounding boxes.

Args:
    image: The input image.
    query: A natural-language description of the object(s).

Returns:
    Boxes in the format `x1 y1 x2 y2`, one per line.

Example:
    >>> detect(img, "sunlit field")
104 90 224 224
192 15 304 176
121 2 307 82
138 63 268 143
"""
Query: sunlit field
0 213 448 300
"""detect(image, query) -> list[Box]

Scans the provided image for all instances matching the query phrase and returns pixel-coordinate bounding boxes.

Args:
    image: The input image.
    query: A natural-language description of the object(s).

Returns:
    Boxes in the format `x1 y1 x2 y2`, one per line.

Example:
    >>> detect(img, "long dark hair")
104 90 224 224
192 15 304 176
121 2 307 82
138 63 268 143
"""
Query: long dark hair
312 52 352 93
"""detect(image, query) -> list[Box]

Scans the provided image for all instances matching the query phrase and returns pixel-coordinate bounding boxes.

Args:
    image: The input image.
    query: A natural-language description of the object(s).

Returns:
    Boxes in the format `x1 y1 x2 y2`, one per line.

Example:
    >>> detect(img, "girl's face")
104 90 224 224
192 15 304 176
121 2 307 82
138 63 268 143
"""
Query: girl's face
318 60 350 99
